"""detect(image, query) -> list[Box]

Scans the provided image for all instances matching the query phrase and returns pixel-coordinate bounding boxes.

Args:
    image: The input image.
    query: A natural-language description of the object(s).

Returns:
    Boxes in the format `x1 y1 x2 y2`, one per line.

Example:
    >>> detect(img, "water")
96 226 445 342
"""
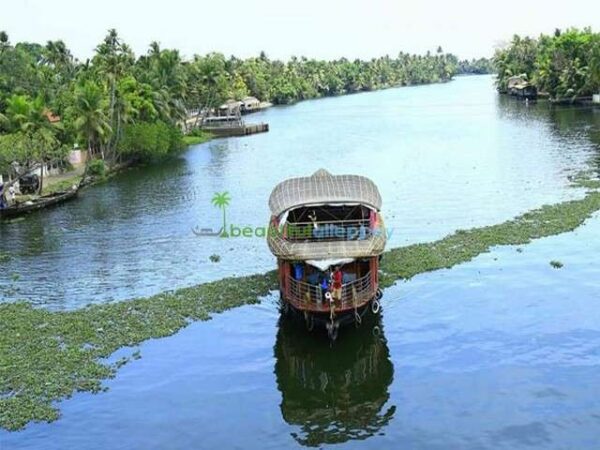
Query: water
3 212 600 449
2 75 600 449
1 75 599 308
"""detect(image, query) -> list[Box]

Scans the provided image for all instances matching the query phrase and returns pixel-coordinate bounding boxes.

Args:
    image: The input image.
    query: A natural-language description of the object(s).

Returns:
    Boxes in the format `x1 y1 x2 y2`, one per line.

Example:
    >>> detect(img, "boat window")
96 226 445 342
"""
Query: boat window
284 204 374 241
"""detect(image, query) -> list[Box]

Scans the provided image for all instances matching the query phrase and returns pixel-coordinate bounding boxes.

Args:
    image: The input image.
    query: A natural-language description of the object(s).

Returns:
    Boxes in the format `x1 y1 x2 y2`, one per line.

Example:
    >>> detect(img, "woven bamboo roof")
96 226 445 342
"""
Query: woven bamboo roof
267 231 387 260
268 169 382 217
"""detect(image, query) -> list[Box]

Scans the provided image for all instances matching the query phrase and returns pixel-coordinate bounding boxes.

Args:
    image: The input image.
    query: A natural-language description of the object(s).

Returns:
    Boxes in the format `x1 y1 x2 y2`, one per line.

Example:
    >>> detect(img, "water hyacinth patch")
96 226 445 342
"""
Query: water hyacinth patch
1 191 600 431
0 272 278 431
379 192 600 287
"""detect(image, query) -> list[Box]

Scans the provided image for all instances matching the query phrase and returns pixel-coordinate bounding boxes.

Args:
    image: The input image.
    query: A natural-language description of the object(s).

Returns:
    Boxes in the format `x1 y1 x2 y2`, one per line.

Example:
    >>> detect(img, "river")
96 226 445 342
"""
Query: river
1 75 600 449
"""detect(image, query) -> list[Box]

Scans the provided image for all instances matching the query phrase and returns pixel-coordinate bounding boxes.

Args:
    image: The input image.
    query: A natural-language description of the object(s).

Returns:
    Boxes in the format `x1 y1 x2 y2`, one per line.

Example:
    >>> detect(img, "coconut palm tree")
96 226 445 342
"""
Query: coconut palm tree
0 31 9 53
72 81 111 165
4 95 45 132
93 29 134 153
211 191 231 237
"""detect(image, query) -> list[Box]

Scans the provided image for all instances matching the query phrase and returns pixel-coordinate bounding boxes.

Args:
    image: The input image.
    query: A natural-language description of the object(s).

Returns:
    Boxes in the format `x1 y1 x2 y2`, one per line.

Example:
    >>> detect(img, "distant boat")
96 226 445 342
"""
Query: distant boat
0 187 78 219
267 169 386 339
506 75 538 99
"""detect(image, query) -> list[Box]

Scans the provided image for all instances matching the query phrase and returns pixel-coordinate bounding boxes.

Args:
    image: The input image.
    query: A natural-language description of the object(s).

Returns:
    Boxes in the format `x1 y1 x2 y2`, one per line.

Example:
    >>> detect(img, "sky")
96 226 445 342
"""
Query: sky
2 0 600 61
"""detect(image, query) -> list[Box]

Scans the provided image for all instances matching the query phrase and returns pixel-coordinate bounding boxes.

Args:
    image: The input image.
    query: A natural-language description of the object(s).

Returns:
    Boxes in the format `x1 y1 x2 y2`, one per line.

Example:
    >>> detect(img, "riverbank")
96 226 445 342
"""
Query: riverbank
2 182 599 431
2 132 215 219
182 130 214 146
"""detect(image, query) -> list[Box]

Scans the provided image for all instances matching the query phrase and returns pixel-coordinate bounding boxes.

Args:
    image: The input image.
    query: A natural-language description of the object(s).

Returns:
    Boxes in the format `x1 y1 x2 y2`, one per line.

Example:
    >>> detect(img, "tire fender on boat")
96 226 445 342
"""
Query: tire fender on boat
371 299 381 314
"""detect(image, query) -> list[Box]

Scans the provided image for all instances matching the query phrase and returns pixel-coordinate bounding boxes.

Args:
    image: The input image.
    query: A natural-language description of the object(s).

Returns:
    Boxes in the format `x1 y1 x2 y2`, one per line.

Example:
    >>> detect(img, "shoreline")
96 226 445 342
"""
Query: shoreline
2 76 460 218
1 182 599 431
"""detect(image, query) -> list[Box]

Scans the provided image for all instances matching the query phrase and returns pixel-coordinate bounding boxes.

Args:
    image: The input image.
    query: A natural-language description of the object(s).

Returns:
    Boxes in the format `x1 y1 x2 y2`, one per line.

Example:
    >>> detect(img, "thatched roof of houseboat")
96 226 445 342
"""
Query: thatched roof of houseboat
268 169 382 217
242 96 260 104
507 74 528 89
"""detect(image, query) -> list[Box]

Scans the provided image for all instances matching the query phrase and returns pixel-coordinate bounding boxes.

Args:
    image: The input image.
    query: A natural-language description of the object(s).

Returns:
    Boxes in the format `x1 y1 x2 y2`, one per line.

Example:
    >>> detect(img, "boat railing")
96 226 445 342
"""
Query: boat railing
286 272 374 310
202 116 244 128
284 218 374 242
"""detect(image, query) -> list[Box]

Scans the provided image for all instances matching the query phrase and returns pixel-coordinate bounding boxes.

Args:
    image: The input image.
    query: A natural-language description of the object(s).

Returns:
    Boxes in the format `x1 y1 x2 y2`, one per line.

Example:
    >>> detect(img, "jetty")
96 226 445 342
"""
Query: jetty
185 102 269 138
201 116 269 137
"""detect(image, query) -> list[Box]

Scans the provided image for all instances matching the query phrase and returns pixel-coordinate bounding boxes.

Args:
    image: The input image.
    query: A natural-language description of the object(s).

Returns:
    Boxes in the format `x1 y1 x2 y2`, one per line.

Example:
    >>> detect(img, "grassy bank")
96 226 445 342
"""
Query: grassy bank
1 189 600 431
183 130 213 146
41 175 83 195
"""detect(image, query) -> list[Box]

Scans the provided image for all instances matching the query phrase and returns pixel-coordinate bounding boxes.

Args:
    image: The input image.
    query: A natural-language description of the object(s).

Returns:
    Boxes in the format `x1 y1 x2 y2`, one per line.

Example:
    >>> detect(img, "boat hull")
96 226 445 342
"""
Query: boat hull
0 190 78 219
280 291 381 340
282 296 378 329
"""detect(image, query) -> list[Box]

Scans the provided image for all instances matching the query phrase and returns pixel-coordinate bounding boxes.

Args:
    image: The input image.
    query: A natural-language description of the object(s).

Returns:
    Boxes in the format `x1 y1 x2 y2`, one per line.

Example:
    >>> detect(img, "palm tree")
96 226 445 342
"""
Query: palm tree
4 95 41 132
0 31 9 53
211 191 231 237
72 81 111 166
93 29 133 153
3 95 61 194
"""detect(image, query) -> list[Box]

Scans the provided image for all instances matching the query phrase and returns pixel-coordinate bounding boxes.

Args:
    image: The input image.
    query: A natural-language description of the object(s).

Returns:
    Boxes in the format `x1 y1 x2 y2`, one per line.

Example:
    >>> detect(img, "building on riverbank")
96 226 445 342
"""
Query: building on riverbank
218 100 243 116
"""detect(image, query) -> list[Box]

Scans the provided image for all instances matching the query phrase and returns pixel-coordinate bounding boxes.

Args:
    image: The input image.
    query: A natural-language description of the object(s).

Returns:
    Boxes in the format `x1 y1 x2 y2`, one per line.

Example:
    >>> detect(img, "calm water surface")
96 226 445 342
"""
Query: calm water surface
3 212 600 449
1 75 600 449
0 75 598 308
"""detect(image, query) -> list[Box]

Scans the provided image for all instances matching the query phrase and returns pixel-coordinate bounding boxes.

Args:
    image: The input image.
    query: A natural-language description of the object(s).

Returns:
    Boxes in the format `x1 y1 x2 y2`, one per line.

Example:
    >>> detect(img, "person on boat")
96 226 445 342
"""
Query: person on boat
308 210 318 230
8 185 15 204
358 222 368 240
319 272 329 302
0 183 5 209
293 263 304 281
331 266 343 303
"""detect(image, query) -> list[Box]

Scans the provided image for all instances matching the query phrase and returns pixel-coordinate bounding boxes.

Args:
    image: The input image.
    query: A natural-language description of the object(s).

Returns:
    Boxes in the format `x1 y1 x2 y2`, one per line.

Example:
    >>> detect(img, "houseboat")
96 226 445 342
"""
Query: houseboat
267 169 386 339
506 75 538 99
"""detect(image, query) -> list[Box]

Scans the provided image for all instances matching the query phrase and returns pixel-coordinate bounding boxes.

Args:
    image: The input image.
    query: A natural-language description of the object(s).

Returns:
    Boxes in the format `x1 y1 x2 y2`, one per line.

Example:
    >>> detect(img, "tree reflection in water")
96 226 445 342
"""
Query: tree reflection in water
274 315 395 447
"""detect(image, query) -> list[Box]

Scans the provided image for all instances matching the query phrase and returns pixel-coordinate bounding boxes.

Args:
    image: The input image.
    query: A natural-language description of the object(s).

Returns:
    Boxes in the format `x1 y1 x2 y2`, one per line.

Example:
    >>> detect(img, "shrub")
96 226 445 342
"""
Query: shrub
87 159 106 177
118 121 184 162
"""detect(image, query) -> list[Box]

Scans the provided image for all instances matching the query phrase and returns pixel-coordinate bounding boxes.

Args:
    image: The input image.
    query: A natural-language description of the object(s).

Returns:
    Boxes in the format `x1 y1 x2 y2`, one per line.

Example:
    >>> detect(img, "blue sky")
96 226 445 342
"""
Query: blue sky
3 0 599 60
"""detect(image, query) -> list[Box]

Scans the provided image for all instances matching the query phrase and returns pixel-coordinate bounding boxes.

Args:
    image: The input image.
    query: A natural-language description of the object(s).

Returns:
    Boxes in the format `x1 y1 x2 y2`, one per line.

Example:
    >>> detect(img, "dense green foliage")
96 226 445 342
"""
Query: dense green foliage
457 58 494 75
0 29 461 180
494 28 600 100
0 30 187 180
2 186 600 430
182 129 213 146
86 159 106 177
119 121 183 161
224 48 458 105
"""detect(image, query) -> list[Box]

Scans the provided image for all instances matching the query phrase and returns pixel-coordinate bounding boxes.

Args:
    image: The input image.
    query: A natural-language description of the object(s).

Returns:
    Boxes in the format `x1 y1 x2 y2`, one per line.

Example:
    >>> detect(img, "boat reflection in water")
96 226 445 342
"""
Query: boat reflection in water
274 315 395 447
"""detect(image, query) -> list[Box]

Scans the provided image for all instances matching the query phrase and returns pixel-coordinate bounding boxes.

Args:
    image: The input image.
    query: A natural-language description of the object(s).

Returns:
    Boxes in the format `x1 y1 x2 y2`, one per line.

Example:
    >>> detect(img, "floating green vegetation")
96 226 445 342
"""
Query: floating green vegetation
570 170 600 190
1 191 600 431
0 252 11 263
0 272 277 431
379 192 600 287
550 260 564 269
